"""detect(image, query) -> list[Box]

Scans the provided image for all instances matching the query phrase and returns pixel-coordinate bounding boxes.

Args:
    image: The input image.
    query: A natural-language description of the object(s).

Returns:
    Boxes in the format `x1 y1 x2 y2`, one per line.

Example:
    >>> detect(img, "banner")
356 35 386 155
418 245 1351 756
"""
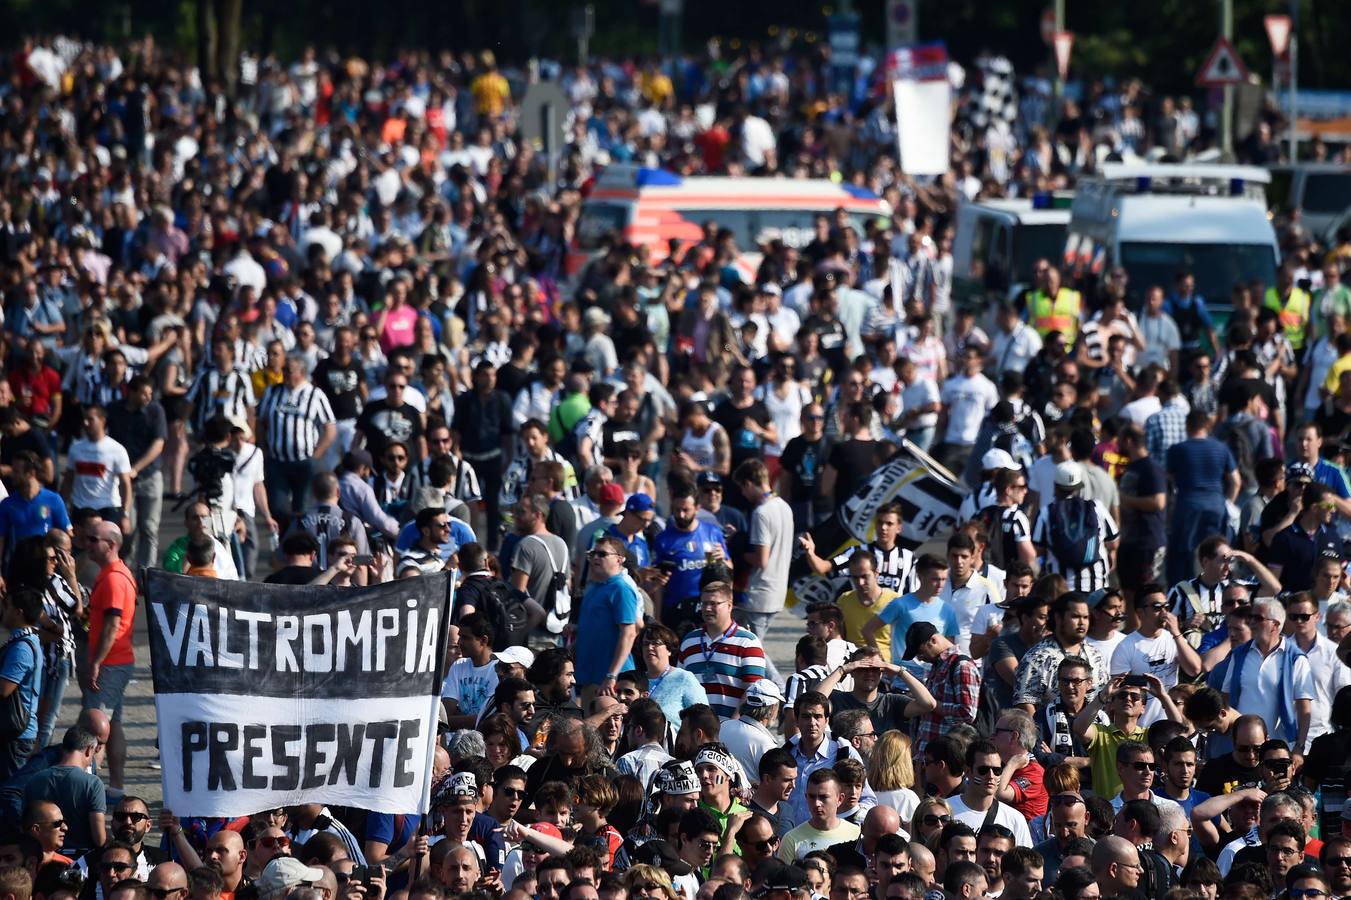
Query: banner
788 440 967 607
890 41 952 177
146 570 453 818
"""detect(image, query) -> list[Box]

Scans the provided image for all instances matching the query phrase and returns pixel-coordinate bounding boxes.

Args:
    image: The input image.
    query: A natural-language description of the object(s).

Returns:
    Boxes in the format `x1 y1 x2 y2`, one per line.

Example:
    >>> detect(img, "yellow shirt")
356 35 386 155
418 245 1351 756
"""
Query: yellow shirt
1087 723 1147 800
1325 352 1351 394
471 72 510 117
253 368 283 399
838 588 900 661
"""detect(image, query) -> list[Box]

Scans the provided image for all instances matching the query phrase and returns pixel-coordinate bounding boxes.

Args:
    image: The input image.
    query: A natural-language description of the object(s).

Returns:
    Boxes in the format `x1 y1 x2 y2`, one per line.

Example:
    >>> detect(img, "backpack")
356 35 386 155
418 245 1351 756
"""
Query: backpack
528 534 572 634
0 630 38 742
468 576 532 651
974 505 1009 570
1217 420 1258 494
1046 497 1100 569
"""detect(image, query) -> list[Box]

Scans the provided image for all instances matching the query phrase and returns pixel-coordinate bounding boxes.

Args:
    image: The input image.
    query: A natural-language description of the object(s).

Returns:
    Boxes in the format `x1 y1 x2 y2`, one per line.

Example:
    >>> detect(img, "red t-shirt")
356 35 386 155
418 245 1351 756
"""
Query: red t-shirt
89 559 138 667
10 365 60 417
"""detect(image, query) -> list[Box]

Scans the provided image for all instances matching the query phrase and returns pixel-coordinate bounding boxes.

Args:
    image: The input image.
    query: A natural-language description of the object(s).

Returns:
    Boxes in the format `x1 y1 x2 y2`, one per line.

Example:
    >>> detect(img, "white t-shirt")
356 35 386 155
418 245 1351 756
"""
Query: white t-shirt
441 656 499 718
67 436 132 509
947 794 1033 847
745 495 794 614
901 376 941 429
940 373 999 445
232 442 265 518
1111 629 1180 726
1086 632 1127 668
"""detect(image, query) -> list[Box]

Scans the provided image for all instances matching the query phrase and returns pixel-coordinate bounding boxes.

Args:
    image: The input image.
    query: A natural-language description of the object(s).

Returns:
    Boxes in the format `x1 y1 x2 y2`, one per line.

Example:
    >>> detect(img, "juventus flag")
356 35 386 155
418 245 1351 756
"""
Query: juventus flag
788 440 967 607
145 570 453 818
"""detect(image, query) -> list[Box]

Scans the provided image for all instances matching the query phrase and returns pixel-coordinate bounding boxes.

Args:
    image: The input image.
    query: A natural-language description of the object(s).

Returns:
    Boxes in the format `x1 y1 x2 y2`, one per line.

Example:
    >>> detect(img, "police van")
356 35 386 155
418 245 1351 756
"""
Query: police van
951 193 1071 308
1064 163 1279 307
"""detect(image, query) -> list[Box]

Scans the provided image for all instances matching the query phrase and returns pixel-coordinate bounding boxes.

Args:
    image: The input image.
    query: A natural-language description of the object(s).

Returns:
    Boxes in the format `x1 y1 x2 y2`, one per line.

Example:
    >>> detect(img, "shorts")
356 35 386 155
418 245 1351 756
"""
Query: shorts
75 507 125 526
1117 544 1165 589
83 662 134 722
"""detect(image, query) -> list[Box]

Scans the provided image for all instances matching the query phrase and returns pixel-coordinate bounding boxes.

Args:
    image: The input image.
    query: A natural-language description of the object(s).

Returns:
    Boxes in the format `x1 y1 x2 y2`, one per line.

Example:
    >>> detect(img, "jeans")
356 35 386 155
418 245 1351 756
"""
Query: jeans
0 736 34 781
265 457 314 525
129 470 163 571
240 512 259 580
36 656 70 749
905 426 936 453
734 607 783 684
1166 497 1229 585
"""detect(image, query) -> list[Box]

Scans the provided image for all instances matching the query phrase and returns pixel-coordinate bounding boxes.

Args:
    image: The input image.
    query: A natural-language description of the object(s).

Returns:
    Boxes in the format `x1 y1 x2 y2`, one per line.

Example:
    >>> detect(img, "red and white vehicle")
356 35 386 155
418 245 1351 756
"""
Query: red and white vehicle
568 165 893 280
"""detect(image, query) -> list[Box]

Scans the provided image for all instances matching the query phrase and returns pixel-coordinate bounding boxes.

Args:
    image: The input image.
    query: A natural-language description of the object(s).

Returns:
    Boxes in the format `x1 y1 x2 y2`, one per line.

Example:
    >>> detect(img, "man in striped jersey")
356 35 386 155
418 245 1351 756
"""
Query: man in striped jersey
1031 462 1119 593
185 337 256 436
1166 536 1280 634
798 502 918 595
678 581 766 720
256 356 337 526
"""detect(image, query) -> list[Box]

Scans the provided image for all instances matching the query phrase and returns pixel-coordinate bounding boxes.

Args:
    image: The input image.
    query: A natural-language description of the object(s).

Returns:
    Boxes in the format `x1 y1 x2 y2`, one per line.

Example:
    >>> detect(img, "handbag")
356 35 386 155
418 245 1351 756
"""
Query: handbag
0 630 38 741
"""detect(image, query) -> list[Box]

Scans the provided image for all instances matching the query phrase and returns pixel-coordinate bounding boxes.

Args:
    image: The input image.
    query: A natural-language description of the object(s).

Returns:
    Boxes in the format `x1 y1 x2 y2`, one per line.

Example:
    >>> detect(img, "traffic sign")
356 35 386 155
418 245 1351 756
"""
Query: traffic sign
1264 14 1292 58
1053 31 1074 80
1196 36 1249 88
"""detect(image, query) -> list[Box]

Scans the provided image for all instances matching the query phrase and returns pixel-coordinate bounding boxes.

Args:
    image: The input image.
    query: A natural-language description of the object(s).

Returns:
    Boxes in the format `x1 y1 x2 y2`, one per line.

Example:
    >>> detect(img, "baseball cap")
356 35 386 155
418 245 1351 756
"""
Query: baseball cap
343 448 374 470
742 680 786 708
981 448 1018 471
597 482 626 507
1287 461 1317 482
225 414 253 440
1085 588 1121 611
1054 460 1085 490
696 471 723 489
902 621 938 661
257 858 325 900
752 861 808 897
625 492 655 513
757 282 782 296
494 646 535 668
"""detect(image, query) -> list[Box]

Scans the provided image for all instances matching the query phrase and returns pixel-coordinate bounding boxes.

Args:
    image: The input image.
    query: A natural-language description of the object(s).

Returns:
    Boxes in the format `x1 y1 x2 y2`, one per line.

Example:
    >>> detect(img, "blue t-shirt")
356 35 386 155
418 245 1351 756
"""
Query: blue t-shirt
604 523 651 568
574 573 640 685
1165 438 1236 500
652 520 730 609
0 630 42 741
1313 459 1351 499
0 488 70 548
877 593 959 668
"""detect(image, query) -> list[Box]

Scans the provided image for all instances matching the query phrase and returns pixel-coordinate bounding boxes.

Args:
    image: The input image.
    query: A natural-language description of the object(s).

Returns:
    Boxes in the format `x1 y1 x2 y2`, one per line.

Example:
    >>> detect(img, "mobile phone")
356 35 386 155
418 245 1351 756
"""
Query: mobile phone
351 555 375 567
1123 674 1149 688
658 561 677 576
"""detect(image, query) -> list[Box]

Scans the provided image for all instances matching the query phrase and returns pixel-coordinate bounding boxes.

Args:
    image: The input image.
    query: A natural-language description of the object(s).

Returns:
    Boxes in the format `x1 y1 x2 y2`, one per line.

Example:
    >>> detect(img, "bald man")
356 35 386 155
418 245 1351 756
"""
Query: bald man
827 805 903 870
204 831 247 896
1091 835 1142 900
148 862 190 900
909 842 937 888
439 846 480 894
22 801 69 866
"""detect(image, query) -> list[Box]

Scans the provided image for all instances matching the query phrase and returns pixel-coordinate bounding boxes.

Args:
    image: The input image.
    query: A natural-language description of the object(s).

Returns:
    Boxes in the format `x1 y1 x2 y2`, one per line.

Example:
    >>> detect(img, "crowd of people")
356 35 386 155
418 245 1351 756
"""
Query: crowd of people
3 29 1351 900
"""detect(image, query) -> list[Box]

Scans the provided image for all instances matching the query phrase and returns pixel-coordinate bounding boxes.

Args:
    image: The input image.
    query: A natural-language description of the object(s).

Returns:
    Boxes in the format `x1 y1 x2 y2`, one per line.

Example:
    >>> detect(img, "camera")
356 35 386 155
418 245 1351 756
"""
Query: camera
187 446 236 503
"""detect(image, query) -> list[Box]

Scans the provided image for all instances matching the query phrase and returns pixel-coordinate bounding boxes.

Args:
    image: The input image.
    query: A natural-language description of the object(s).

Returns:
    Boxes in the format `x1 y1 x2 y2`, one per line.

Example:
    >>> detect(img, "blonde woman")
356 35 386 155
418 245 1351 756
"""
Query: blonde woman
866 731 920 824
910 795 955 846
624 864 679 900
1029 762 1081 844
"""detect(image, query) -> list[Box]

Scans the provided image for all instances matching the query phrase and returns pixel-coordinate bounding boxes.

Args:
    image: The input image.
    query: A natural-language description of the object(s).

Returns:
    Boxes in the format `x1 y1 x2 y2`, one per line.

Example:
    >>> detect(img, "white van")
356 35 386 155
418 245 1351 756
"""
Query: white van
1268 162 1351 239
1065 163 1279 306
952 194 1071 308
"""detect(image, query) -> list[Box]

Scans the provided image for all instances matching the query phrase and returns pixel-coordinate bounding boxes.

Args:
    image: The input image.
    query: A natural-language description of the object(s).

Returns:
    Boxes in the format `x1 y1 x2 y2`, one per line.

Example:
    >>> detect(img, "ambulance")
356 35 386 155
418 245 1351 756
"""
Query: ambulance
568 165 893 279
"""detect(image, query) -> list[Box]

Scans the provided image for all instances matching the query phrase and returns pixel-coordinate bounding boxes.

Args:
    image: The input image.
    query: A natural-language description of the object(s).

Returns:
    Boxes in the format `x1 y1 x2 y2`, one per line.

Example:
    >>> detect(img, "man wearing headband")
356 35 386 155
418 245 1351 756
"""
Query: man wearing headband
694 743 748 842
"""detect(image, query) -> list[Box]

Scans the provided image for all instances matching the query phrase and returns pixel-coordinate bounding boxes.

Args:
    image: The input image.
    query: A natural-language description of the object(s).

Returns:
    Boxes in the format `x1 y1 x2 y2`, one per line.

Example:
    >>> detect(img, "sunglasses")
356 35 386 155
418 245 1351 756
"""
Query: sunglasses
1236 744 1263 755
747 837 779 851
1289 612 1316 623
634 884 664 893
1325 857 1351 867
1264 758 1292 771
1124 761 1153 772
259 835 292 850
497 786 524 798
148 889 187 899
114 811 150 823
41 819 67 829
922 814 951 827
101 862 134 873
1050 794 1084 807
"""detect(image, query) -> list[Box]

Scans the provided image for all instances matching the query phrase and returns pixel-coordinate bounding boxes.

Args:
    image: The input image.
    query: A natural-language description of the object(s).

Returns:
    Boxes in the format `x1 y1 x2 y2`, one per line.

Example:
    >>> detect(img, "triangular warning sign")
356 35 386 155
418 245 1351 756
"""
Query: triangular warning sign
1053 31 1074 80
1196 36 1249 87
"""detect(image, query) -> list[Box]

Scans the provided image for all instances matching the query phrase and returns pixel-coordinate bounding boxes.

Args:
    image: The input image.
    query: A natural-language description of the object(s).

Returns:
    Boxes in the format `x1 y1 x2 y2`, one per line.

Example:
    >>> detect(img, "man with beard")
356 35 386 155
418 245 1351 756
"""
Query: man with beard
94 842 139 900
652 484 729 625
100 797 166 877
203 831 248 900
1014 593 1109 713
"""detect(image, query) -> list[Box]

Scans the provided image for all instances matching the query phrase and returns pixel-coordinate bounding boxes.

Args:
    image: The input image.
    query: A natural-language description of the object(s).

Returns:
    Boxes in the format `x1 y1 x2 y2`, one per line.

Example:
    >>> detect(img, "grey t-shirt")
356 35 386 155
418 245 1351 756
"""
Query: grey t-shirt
23 764 106 851
512 533 570 609
745 495 794 614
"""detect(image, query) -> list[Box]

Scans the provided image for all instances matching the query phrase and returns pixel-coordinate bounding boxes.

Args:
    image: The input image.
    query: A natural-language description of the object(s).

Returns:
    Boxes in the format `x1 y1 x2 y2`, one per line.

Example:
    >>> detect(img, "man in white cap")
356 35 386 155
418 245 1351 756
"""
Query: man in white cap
720 680 786 780
1032 461 1120 592
958 447 1021 523
694 742 749 836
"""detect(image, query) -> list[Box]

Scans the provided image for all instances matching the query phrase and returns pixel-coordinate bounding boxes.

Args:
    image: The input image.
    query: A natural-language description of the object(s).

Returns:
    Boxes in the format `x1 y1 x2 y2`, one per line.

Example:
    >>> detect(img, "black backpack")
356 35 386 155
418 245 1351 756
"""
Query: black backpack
1217 420 1258 495
1046 497 1100 569
463 575 531 650
974 505 1009 570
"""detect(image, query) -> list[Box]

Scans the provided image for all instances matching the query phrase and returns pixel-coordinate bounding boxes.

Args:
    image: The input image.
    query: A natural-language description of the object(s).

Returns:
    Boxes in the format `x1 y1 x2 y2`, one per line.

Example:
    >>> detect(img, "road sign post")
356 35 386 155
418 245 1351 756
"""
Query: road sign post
1196 28 1248 160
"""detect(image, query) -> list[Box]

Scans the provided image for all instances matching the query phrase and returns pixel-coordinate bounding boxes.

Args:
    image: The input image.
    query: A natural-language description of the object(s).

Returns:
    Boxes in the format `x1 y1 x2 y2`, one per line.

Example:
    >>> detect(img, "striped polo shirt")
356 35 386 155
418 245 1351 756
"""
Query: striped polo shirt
678 622 766 719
